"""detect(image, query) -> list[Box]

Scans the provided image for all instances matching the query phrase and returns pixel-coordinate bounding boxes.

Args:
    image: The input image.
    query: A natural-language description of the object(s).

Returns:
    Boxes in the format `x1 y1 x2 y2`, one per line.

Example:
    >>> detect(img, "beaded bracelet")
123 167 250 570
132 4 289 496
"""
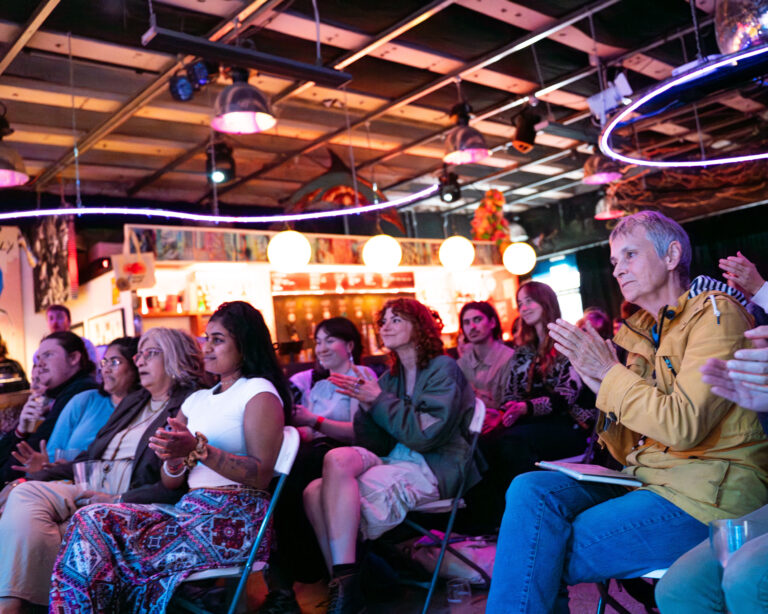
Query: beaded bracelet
163 460 187 478
184 432 209 468
314 415 326 431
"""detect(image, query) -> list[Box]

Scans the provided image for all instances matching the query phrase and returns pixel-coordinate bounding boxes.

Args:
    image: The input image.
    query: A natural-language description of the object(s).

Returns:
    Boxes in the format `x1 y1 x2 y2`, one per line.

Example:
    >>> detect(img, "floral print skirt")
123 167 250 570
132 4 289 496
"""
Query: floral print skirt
49 487 271 614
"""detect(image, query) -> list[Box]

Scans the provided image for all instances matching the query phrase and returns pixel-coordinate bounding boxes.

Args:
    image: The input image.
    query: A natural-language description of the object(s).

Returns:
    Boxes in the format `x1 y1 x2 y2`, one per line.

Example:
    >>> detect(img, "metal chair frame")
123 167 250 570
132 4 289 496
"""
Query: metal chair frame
171 425 300 614
402 397 486 614
595 569 667 614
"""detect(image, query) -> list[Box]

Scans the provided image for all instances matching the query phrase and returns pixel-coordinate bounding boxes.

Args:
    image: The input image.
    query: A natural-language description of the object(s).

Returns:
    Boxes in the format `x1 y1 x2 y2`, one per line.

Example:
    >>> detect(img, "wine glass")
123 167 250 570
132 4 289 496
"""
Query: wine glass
709 518 753 567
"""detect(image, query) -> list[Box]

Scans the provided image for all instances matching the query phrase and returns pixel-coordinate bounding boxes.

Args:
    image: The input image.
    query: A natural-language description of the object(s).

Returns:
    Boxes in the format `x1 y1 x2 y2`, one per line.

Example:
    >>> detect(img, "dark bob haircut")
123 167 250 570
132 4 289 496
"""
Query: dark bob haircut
459 301 502 340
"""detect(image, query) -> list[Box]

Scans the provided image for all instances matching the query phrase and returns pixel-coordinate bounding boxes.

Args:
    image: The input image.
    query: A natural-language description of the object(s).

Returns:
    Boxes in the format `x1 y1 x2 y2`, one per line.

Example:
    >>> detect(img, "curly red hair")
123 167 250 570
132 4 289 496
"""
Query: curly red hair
377 298 444 373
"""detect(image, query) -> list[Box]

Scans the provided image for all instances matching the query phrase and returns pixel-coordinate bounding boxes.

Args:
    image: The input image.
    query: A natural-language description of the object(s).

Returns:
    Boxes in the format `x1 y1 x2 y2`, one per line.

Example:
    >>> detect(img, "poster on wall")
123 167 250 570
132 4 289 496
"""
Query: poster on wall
0 226 26 367
27 216 70 312
87 309 125 347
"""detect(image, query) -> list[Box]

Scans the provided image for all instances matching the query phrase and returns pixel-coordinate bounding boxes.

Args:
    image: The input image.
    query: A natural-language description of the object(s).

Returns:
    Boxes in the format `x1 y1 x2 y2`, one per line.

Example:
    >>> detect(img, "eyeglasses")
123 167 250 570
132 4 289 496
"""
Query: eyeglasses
100 357 126 369
133 348 163 364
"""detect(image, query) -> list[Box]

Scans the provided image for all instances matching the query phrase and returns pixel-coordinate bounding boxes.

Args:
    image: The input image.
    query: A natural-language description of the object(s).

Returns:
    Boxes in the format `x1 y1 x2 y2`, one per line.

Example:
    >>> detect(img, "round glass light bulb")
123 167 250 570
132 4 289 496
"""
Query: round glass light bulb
439 236 475 271
502 242 537 276
267 230 312 271
362 234 402 272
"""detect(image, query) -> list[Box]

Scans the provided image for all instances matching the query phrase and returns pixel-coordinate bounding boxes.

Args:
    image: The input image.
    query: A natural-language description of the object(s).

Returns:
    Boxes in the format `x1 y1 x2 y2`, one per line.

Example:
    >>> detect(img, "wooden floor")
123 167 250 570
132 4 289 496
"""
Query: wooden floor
243 574 656 613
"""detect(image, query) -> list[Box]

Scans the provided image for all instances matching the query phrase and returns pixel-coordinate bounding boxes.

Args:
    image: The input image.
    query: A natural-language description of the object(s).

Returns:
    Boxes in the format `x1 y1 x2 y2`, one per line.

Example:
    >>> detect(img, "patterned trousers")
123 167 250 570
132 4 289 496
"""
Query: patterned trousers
49 488 271 613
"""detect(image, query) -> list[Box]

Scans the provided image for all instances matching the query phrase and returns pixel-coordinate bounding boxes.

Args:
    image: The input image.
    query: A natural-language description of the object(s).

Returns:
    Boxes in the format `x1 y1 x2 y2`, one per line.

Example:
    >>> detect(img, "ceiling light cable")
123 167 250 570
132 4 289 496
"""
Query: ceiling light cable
67 32 82 207
311 0 322 65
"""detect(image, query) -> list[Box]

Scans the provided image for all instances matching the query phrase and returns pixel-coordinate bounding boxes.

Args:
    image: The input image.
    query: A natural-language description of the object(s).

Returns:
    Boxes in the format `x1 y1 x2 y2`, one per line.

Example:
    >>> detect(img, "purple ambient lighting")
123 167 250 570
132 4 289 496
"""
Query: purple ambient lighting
582 171 623 185
600 43 768 168
0 185 438 224
0 168 29 188
210 110 276 134
443 147 491 165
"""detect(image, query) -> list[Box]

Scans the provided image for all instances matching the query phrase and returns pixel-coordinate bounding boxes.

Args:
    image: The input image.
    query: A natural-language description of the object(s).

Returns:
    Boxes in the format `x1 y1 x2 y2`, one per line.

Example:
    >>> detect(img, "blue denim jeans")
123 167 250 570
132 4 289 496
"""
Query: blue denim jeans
486 471 708 614
655 504 768 614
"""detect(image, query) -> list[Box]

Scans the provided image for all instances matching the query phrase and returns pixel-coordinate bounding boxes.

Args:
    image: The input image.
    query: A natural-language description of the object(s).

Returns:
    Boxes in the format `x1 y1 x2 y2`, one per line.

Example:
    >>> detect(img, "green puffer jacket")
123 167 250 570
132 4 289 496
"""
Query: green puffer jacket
596 284 768 524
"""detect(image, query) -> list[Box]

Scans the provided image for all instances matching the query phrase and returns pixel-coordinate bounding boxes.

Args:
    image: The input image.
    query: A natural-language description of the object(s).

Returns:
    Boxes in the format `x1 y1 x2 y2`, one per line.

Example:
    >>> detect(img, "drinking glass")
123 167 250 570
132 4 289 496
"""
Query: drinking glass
446 577 472 614
709 518 754 567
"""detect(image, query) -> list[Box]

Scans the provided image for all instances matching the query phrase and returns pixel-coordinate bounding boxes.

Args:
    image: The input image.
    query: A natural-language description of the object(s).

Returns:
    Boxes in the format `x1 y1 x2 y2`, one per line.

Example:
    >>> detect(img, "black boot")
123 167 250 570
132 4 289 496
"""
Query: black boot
256 589 302 614
326 573 366 614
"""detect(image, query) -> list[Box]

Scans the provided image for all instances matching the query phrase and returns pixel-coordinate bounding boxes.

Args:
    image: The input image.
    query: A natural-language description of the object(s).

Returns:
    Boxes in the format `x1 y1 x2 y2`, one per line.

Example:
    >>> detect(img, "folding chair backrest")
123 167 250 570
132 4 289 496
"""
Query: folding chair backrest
274 425 300 477
468 398 486 435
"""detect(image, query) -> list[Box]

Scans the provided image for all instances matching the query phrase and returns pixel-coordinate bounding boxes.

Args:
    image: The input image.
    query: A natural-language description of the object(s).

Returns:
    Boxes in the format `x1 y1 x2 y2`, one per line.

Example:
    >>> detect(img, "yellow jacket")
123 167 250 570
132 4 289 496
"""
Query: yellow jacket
596 285 768 524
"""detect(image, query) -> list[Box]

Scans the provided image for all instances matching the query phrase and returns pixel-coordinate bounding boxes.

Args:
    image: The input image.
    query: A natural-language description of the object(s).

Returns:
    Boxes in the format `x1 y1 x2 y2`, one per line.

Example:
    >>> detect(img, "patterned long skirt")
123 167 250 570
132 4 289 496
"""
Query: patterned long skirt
49 488 271 614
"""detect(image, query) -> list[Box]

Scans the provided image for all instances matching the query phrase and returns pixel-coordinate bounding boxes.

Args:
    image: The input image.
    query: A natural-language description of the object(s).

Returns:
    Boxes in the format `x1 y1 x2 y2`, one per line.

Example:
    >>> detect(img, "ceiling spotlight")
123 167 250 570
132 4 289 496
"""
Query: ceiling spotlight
186 60 211 90
206 142 235 184
169 71 194 102
510 105 539 154
439 170 461 203
211 67 276 135
443 80 490 165
583 154 623 184
0 103 28 188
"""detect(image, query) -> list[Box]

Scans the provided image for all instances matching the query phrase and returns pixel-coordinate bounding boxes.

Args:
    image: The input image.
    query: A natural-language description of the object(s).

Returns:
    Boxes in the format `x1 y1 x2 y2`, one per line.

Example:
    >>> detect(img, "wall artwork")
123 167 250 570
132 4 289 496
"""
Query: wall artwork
87 309 125 347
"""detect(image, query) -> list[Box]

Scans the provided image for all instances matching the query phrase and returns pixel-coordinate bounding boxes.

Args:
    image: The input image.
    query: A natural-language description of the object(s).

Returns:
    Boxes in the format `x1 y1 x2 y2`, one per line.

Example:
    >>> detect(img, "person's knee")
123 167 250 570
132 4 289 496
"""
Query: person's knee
505 470 557 505
303 478 322 510
722 545 768 613
322 447 361 478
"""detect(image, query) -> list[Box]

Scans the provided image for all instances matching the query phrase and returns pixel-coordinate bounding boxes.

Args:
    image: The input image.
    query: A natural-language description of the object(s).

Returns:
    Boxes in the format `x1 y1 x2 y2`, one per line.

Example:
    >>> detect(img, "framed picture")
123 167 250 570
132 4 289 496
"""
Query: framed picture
87 309 125 347
70 322 85 338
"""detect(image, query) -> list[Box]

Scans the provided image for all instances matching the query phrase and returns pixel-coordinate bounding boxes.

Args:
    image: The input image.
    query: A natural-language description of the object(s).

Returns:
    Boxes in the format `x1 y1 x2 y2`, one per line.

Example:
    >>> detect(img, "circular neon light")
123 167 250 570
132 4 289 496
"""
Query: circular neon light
600 43 768 168
0 185 438 224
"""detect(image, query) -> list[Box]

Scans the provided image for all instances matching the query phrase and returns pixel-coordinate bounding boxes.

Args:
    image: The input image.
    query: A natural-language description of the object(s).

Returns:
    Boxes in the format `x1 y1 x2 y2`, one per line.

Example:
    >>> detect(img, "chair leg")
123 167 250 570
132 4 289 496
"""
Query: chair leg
595 580 632 614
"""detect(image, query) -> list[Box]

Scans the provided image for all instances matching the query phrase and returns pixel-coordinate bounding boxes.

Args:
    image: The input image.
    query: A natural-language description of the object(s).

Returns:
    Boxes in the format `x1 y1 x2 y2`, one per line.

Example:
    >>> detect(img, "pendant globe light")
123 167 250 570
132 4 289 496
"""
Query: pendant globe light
362 234 402 272
439 235 475 271
267 230 311 271
0 103 28 188
502 242 537 276
443 79 490 165
212 68 276 135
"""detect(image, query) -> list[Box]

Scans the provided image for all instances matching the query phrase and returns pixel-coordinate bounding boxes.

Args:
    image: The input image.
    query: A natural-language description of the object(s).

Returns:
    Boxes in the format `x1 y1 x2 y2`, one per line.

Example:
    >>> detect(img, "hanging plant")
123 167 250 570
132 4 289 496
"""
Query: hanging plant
471 189 511 253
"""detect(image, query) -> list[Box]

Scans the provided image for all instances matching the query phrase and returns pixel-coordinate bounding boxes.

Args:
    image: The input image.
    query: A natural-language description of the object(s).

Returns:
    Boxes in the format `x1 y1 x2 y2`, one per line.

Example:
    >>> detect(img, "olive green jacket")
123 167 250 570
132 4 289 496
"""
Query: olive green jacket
353 354 482 498
596 287 768 524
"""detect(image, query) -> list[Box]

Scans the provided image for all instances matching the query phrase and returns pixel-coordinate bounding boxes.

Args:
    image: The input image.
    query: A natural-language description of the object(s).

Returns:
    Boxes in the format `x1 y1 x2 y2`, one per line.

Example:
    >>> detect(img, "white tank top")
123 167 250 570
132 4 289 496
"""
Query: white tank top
182 377 282 489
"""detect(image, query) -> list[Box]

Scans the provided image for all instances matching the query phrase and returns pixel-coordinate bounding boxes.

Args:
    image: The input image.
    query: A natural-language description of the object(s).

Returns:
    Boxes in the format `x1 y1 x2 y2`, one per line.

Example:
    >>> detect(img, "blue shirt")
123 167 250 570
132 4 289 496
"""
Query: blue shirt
46 389 116 461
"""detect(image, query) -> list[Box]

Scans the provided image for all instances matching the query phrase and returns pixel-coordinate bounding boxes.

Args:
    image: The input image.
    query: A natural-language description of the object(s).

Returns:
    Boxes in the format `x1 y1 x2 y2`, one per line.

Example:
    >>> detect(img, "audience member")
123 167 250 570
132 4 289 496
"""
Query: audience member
719 250 768 325
486 211 768 613
471 281 595 529
0 335 28 394
457 301 514 432
9 336 140 473
577 307 613 339
0 327 203 612
49 302 291 613
304 298 479 614
260 317 375 614
656 324 768 614
45 304 98 366
0 332 97 484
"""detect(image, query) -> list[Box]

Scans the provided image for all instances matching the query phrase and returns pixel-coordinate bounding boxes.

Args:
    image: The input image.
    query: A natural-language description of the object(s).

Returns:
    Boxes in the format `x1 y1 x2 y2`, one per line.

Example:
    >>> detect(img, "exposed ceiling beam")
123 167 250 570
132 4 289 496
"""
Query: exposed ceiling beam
126 0 454 196
203 0 623 203
32 0 283 189
0 0 60 76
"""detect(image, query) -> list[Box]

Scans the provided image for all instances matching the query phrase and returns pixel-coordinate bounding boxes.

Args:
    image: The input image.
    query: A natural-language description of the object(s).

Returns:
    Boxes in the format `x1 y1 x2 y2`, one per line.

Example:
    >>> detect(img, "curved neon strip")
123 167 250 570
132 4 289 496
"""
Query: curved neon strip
0 185 438 224
600 44 768 168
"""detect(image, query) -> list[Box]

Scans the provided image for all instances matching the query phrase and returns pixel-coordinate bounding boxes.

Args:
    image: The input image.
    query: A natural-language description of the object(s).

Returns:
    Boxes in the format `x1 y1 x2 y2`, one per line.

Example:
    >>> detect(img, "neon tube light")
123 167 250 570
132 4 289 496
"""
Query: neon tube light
600 43 768 168
0 185 438 224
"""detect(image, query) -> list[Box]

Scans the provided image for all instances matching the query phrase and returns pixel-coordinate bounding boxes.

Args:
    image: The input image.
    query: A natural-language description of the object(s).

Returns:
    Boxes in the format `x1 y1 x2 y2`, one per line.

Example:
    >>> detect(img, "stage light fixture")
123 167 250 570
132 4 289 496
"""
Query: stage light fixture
510 106 539 154
583 154 623 185
169 71 194 102
444 101 490 165
439 171 461 203
186 61 210 89
206 142 235 184
212 67 276 134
